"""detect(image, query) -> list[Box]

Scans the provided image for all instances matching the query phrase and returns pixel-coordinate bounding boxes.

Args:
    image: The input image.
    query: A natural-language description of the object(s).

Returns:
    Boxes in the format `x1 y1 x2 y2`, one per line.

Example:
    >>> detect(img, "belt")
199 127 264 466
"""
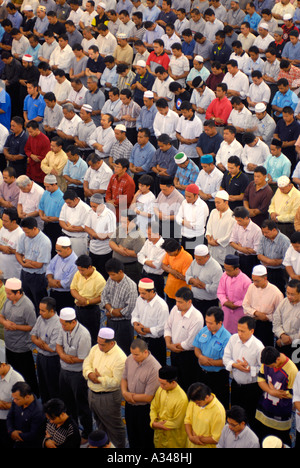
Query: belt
90 390 117 395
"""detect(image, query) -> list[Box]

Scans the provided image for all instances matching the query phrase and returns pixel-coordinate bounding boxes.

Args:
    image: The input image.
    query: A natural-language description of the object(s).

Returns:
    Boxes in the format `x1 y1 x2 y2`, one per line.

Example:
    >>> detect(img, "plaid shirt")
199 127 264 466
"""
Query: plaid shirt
100 274 138 320
175 159 200 195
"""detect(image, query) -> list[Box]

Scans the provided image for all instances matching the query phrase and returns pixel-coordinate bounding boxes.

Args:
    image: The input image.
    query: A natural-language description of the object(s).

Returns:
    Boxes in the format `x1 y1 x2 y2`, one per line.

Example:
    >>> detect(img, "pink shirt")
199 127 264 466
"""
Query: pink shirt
217 271 252 334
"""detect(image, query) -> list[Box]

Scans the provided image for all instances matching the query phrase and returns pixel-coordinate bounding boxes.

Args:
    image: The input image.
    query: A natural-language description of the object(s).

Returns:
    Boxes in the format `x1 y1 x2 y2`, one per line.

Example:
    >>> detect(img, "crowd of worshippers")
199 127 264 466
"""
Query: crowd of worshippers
2 0 300 452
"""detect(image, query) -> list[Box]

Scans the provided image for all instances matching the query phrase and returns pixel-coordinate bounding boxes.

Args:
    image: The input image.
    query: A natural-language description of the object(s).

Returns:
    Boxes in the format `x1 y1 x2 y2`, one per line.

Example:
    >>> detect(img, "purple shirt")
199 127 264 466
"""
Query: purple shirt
0 180 20 208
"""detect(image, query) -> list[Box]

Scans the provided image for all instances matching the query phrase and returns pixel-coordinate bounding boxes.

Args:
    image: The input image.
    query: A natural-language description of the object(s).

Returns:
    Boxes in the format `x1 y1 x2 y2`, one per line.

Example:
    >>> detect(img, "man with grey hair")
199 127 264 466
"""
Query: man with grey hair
88 113 117 164
56 103 82 148
16 175 45 230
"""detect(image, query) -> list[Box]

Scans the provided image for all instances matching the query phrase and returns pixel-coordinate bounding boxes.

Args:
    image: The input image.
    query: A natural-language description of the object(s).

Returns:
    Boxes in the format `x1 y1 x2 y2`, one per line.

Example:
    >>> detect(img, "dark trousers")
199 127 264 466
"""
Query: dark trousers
171 350 199 393
137 335 166 366
123 261 143 285
75 304 100 346
106 318 134 356
181 235 204 257
267 267 287 296
5 348 39 398
49 289 75 312
89 250 112 280
231 380 262 430
125 403 154 449
198 368 230 409
238 254 259 279
20 271 48 316
0 419 12 448
254 418 292 447
43 222 62 258
192 297 219 319
59 368 93 439
254 320 274 347
141 269 165 299
36 353 61 403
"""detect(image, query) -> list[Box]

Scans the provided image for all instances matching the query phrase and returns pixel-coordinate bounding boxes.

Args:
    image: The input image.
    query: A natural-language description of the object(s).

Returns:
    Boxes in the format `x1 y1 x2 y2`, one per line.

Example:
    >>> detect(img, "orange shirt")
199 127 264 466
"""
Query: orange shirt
162 247 193 299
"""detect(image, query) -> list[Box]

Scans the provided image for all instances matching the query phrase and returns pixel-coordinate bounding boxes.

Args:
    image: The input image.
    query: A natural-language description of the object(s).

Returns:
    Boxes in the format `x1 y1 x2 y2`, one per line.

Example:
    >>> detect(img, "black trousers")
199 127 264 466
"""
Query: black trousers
5 348 39 398
125 403 154 449
89 250 113 280
141 269 165 299
231 380 263 430
137 335 166 366
171 350 199 393
192 297 219 319
59 368 93 439
238 254 259 279
36 353 61 403
20 271 48 316
267 267 287 296
198 368 230 410
254 320 274 347
49 289 75 312
106 318 134 356
75 304 100 346
43 222 62 258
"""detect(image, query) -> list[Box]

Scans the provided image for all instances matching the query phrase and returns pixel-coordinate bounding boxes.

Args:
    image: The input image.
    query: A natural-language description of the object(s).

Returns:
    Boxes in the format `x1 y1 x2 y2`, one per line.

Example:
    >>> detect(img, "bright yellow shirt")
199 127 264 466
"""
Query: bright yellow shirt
184 395 226 448
150 384 188 448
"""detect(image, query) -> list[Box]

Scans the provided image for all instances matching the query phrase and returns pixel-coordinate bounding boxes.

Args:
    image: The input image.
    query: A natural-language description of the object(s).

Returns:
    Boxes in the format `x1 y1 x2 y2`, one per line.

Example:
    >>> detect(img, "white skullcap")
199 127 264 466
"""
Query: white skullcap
81 104 93 113
98 327 115 339
22 54 33 62
255 102 266 113
117 32 127 39
215 190 229 201
44 174 57 184
136 59 146 67
283 13 292 20
56 236 71 247
60 307 76 320
98 2 106 8
115 124 126 132
144 90 154 98
252 265 267 276
5 278 22 290
138 278 155 289
277 175 290 188
262 436 283 448
194 55 204 62
259 22 269 30
23 4 33 10
194 245 209 256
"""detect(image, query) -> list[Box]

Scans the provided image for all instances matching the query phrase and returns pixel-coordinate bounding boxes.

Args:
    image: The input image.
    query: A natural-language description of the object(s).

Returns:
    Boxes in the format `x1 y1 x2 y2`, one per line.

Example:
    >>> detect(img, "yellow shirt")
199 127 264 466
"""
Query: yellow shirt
82 342 127 392
40 149 68 176
162 247 193 299
268 186 300 223
150 384 188 448
70 267 106 302
184 395 226 448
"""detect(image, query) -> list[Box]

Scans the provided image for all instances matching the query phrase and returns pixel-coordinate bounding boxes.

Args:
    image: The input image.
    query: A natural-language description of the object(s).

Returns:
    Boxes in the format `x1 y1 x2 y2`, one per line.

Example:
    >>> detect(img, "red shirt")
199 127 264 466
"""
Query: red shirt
205 96 232 126
25 131 51 184
146 51 170 72
105 172 135 221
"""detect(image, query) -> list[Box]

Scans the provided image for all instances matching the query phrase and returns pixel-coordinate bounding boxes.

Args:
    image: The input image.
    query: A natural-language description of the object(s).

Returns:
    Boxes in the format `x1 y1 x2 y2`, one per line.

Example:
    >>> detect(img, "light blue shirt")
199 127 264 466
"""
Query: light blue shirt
282 41 300 66
17 230 52 274
46 251 78 291
38 188 65 218
129 141 156 173
243 11 261 31
272 88 299 117
143 5 161 22
62 157 88 188
136 104 158 136
24 43 42 66
100 65 118 91
264 153 291 182
193 325 231 373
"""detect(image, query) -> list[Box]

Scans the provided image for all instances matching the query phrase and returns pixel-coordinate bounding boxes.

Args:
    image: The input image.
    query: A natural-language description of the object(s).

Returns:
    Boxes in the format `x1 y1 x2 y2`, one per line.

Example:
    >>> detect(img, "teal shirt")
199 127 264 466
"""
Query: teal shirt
193 325 231 373
264 153 291 182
